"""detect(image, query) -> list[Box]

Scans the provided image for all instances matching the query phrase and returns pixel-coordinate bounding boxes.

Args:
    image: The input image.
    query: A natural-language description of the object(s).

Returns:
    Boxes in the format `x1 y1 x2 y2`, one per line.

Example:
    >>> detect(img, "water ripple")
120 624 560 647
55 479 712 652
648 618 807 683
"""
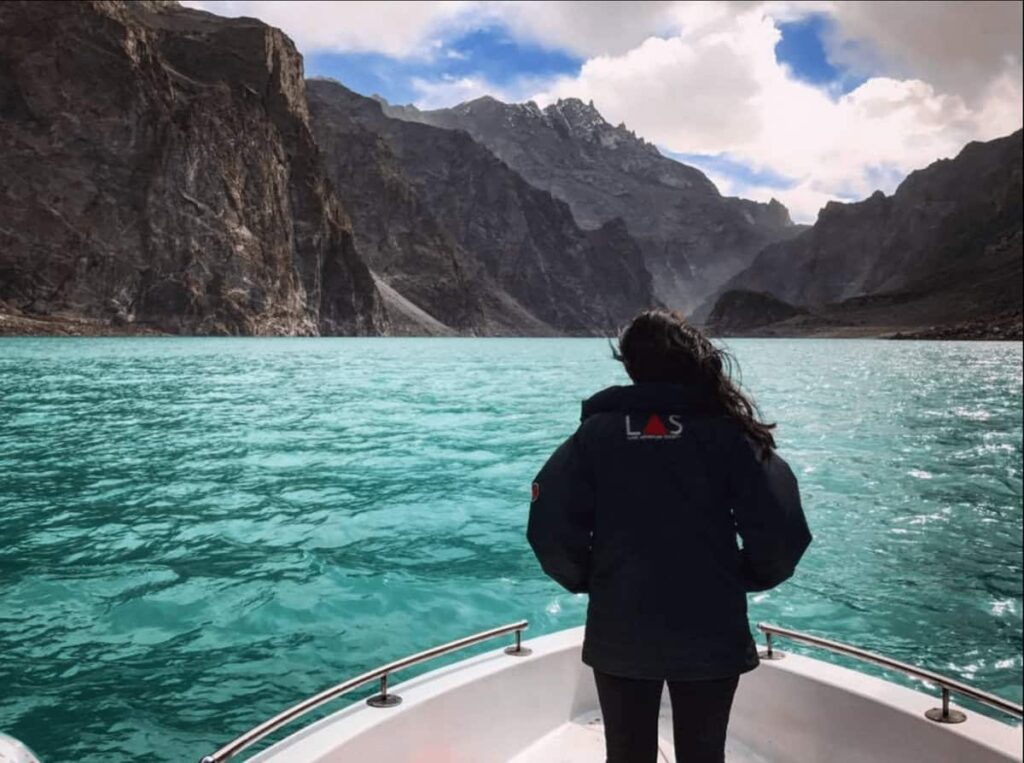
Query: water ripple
0 337 1021 762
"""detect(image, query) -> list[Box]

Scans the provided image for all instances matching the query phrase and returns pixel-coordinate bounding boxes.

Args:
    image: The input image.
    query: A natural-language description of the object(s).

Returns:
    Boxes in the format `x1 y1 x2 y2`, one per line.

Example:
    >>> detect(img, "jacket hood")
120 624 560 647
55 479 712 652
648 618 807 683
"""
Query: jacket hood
581 383 715 421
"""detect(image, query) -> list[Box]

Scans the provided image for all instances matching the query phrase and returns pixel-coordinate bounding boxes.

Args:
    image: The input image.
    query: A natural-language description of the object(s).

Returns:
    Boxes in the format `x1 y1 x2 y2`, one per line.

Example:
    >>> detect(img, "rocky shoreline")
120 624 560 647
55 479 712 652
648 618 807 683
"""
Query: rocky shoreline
888 311 1023 341
5 305 1021 341
0 309 162 337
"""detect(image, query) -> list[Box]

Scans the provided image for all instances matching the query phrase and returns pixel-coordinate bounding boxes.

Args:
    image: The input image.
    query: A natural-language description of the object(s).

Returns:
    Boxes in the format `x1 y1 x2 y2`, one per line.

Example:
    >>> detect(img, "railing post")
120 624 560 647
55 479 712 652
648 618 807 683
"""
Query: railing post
925 686 966 724
759 629 784 661
366 672 402 708
504 627 532 657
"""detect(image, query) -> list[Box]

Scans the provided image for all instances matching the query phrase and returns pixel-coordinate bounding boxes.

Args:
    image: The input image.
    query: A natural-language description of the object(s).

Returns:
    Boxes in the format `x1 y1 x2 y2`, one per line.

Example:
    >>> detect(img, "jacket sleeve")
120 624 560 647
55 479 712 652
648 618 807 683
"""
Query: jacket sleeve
526 432 596 593
729 434 812 592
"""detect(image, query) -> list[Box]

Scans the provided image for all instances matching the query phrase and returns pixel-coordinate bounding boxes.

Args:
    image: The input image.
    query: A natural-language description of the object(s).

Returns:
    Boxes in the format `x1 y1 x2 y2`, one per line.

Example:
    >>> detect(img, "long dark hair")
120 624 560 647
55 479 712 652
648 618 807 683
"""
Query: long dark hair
613 309 776 455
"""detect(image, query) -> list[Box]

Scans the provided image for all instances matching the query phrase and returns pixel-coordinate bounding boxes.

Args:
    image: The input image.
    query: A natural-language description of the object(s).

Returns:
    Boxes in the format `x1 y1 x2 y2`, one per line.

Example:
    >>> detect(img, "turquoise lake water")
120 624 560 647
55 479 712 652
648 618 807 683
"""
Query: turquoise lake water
0 338 1021 762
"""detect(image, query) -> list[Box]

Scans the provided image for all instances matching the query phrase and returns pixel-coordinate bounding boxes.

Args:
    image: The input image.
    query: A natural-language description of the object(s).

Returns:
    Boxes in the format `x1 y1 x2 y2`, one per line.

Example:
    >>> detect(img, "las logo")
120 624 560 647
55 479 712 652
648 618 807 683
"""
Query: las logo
625 414 683 440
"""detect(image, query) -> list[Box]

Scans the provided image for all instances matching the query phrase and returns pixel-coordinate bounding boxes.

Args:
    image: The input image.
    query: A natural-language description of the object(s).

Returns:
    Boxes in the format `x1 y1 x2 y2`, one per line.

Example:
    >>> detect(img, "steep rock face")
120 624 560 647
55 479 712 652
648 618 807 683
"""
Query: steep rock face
382 96 800 311
711 130 1023 329
305 86 481 333
0 1 384 335
310 81 656 335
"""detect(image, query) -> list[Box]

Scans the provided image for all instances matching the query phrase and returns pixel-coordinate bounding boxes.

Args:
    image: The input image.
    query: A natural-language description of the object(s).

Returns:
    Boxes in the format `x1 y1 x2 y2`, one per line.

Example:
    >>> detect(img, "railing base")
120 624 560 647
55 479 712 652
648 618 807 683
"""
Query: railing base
366 694 403 709
758 649 785 661
925 707 966 724
504 646 533 657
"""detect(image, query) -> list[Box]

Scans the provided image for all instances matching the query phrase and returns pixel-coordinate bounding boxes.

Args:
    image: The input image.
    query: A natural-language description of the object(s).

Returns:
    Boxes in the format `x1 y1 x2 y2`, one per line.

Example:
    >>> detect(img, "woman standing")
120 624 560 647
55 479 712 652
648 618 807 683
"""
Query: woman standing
527 310 811 763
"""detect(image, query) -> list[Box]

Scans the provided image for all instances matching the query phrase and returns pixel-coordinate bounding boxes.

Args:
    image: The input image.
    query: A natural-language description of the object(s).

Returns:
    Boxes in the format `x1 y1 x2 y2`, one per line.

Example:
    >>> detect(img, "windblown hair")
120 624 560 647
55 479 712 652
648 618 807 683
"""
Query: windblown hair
614 309 777 455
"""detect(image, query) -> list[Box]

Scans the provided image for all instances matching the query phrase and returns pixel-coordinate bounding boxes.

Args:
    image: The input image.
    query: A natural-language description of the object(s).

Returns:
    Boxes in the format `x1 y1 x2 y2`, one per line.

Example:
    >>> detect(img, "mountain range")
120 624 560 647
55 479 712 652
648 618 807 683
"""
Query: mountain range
307 80 653 335
0 1 1019 339
382 96 801 312
703 129 1022 338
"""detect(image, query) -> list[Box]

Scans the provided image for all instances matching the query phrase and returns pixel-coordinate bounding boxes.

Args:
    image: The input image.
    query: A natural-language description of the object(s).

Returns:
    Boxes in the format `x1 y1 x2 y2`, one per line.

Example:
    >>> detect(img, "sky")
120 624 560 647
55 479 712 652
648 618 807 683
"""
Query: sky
183 1 1023 223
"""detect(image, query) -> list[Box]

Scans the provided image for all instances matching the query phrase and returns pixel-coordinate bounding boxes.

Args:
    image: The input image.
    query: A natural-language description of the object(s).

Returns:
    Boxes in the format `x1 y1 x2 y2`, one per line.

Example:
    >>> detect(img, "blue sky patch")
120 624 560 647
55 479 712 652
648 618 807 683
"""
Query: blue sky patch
863 163 908 194
666 150 798 192
444 27 582 82
775 14 867 95
306 26 582 105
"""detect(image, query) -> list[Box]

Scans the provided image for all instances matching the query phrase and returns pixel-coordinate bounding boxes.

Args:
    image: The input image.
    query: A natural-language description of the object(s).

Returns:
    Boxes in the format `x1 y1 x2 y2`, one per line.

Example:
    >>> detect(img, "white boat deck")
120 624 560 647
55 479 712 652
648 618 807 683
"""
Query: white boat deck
510 710 770 762
248 627 1023 763
508 712 610 763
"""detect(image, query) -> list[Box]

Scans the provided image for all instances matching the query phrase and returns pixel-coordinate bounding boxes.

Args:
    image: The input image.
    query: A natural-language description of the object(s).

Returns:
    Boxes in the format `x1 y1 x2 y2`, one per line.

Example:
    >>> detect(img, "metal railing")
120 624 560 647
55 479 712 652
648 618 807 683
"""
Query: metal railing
199 620 530 763
758 623 1023 725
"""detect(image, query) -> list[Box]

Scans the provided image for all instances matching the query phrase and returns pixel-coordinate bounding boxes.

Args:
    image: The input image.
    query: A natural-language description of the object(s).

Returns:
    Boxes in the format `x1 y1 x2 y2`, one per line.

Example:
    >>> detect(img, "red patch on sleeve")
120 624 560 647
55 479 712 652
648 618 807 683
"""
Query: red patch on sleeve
531 482 540 502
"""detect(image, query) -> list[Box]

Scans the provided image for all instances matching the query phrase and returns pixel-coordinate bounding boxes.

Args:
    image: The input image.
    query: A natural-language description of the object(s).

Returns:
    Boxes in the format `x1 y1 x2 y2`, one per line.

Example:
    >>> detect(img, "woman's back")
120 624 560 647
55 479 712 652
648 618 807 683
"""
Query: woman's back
529 381 809 680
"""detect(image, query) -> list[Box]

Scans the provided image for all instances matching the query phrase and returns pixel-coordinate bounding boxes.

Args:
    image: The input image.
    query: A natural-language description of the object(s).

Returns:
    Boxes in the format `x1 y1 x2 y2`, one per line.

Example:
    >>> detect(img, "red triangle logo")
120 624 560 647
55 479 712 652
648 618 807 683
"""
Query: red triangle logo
643 415 668 436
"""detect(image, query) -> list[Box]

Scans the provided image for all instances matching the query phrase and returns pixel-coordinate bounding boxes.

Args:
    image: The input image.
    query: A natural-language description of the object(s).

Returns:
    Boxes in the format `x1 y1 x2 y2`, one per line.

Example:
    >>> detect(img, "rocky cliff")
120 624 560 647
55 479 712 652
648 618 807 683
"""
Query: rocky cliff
382 96 801 312
309 80 656 335
705 290 811 334
0 0 384 335
704 130 1023 337
304 84 481 334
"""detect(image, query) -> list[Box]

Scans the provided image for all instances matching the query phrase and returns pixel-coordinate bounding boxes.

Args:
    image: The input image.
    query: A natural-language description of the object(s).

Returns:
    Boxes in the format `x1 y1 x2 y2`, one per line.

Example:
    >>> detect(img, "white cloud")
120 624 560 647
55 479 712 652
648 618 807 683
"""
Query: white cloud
410 75 509 108
824 0 1023 103
185 0 1023 223
184 0 701 59
409 73 549 109
182 0 700 64
531 4 1022 222
182 0 473 58
485 1 685 57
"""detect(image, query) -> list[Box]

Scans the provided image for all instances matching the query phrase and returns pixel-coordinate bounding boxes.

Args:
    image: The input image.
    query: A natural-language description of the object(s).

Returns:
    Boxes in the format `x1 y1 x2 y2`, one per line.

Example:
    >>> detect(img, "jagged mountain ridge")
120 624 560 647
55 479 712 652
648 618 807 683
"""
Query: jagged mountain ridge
704 129 1023 336
0 0 384 336
381 95 801 311
309 80 656 335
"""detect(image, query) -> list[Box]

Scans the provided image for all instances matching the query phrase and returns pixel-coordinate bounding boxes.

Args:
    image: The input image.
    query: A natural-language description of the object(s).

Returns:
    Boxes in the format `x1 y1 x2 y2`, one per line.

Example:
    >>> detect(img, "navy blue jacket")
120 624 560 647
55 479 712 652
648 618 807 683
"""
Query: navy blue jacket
527 383 811 680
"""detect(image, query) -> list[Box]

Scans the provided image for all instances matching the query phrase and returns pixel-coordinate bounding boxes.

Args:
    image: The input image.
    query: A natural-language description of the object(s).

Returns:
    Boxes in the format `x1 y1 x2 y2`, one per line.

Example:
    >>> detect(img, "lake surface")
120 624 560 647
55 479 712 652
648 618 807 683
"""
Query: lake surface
0 338 1021 762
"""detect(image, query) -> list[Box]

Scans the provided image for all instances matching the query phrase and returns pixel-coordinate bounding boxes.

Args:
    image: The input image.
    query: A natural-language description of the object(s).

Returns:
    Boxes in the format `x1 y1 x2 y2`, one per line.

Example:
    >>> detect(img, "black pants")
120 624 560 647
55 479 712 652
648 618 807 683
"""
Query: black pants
594 670 740 763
